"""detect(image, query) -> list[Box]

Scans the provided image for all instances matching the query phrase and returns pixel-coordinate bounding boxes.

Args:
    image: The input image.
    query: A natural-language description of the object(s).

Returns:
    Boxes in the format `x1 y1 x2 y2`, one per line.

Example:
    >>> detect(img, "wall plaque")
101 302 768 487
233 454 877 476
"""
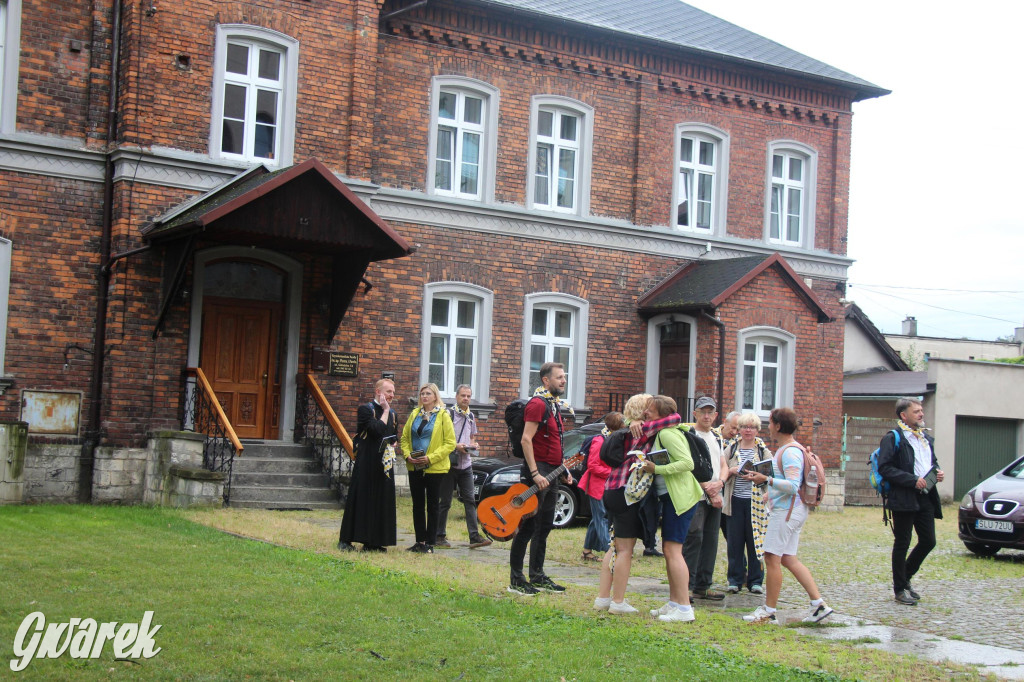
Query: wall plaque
21 390 82 435
328 352 359 377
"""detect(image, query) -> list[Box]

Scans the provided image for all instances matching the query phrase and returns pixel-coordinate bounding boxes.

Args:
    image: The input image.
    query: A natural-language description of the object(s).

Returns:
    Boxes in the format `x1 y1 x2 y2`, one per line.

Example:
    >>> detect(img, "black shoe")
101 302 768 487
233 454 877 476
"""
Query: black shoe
643 548 663 557
469 536 493 549
531 575 566 593
907 585 921 600
407 542 430 553
507 579 540 596
894 589 918 605
361 545 386 553
337 541 356 552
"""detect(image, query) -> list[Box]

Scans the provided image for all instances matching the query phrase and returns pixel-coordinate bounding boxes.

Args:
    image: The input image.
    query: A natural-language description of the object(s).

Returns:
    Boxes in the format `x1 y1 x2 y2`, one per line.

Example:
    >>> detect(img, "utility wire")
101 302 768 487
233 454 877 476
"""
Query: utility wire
851 283 1023 294
851 286 1021 325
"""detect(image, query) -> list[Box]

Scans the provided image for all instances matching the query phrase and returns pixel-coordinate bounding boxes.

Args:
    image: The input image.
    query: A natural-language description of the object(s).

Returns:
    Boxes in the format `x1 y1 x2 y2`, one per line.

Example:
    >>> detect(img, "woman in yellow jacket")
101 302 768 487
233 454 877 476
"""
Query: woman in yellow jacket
401 382 456 553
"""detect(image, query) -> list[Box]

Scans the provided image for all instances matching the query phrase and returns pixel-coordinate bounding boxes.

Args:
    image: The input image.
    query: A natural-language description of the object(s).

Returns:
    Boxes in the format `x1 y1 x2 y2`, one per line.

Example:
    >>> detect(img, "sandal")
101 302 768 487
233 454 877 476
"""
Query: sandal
581 551 600 562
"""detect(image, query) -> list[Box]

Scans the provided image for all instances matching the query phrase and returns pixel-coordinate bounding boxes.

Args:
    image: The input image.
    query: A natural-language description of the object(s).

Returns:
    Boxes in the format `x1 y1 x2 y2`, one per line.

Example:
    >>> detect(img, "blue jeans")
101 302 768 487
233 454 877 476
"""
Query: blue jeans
583 496 610 552
726 495 764 588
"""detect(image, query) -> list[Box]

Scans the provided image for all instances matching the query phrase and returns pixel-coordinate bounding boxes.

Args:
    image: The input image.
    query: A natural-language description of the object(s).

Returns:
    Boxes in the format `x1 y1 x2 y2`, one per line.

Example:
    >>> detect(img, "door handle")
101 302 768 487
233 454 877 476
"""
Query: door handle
262 372 268 387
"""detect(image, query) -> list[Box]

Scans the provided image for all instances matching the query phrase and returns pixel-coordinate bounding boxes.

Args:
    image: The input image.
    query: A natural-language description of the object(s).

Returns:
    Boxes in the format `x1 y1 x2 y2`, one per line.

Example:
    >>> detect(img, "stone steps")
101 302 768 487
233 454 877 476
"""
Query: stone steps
228 441 341 510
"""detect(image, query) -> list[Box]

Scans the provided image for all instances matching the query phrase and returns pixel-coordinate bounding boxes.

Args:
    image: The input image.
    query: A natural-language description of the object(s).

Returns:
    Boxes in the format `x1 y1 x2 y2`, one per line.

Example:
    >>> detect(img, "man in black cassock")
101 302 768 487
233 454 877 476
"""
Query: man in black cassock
338 378 398 552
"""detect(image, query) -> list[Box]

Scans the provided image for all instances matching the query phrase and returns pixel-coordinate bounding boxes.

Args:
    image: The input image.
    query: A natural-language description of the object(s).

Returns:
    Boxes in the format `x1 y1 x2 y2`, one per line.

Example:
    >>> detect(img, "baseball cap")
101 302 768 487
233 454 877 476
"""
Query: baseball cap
694 396 717 411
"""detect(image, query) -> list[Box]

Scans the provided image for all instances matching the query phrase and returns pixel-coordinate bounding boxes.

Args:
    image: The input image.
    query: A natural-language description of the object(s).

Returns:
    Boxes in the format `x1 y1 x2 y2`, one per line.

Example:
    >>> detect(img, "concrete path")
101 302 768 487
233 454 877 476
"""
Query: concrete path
315 517 1024 680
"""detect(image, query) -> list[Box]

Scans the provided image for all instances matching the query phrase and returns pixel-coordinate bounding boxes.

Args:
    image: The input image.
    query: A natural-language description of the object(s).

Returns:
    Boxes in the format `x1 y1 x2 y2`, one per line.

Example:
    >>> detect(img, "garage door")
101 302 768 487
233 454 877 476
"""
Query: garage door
954 416 1019 498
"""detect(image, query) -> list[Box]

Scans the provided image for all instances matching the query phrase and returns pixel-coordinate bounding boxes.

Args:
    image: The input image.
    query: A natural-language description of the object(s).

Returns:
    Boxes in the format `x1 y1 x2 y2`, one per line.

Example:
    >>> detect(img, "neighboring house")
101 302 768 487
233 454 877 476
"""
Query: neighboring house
0 0 887 506
886 316 1024 367
843 302 909 375
843 307 1024 504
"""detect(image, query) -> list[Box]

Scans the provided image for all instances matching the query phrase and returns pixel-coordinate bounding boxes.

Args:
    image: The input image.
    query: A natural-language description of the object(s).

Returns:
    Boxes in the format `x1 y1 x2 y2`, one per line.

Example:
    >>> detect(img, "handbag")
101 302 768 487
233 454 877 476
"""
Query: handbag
624 452 653 505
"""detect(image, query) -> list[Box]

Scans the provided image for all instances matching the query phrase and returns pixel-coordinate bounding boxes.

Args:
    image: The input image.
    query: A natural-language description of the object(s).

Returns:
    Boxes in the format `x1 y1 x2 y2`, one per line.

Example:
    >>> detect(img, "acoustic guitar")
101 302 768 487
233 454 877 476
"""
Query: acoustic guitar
477 453 585 541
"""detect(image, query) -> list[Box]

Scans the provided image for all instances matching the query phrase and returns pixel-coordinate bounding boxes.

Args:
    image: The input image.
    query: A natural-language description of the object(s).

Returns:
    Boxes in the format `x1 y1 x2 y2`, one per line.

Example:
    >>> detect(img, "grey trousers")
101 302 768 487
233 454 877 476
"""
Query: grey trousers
682 499 722 591
437 464 480 539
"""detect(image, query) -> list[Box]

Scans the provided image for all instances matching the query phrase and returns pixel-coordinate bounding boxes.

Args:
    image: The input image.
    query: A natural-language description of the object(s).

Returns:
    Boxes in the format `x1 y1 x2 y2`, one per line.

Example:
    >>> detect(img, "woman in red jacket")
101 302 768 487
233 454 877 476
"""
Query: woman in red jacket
578 412 625 561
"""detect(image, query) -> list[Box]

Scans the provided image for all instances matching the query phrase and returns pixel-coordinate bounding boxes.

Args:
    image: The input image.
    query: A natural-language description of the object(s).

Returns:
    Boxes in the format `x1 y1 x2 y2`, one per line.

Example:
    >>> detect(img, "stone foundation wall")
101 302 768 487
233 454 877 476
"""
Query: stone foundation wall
23 444 80 503
93 446 149 504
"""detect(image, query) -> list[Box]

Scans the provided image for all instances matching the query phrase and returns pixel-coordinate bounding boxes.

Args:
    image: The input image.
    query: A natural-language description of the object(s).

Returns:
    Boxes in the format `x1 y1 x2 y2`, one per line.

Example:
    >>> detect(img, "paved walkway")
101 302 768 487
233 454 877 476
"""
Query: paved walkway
313 517 1024 678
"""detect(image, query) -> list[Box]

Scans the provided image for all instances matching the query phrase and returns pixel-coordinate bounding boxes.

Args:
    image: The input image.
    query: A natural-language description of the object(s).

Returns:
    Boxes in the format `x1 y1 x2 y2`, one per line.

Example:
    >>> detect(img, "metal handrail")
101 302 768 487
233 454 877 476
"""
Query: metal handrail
295 374 354 499
182 367 244 503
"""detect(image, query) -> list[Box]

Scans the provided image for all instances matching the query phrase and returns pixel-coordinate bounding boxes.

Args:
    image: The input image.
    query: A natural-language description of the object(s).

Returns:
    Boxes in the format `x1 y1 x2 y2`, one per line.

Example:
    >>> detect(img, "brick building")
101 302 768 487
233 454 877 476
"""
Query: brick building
0 0 887 505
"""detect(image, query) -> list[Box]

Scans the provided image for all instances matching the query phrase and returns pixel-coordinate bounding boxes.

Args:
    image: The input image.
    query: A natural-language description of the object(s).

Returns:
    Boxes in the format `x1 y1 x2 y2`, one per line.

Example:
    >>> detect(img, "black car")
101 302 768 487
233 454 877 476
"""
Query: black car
958 454 1024 556
466 421 605 528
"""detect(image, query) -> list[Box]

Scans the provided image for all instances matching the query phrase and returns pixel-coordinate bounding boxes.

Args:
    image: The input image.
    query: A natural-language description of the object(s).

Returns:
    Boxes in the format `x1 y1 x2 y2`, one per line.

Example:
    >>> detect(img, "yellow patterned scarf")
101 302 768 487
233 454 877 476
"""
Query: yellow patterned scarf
532 386 575 416
451 404 472 417
897 419 927 441
381 442 396 479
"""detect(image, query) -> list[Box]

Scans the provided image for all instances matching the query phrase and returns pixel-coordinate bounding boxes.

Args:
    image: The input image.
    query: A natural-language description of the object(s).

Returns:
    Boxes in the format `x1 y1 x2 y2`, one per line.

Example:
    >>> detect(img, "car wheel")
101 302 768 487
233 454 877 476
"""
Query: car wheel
552 488 577 528
963 541 1000 557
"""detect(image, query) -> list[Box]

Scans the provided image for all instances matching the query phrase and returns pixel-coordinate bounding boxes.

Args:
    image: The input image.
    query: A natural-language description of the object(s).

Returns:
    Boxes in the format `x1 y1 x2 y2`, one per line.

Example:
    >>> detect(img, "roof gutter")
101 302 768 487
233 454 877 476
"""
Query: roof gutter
80 0 123 503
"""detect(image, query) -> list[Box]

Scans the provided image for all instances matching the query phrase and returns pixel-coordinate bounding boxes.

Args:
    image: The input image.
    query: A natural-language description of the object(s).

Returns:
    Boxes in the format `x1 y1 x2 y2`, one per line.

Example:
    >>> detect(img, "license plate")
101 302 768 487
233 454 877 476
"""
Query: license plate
976 519 1014 532
474 485 481 498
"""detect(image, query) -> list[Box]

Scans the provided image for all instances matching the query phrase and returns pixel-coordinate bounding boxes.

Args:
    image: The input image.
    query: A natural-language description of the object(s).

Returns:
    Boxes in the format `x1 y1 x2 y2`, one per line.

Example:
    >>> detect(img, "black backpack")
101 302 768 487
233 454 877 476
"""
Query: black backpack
599 428 632 468
504 397 551 458
657 425 713 483
575 433 600 479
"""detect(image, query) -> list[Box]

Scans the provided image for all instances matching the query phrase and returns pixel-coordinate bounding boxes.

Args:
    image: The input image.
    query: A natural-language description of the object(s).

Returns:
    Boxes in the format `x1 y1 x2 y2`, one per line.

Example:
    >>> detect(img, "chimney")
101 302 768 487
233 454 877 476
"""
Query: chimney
1014 323 1023 345
902 316 918 336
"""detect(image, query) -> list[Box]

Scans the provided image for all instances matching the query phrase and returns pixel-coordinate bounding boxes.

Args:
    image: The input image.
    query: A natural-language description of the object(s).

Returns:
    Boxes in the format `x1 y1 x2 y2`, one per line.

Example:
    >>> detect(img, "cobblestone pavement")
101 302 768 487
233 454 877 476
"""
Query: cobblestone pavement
313 518 1024 655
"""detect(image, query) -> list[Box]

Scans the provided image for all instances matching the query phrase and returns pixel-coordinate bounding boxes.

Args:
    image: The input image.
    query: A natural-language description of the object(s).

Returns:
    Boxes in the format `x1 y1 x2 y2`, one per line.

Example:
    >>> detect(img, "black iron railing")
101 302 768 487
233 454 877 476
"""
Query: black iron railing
607 392 696 420
295 374 354 500
182 368 243 504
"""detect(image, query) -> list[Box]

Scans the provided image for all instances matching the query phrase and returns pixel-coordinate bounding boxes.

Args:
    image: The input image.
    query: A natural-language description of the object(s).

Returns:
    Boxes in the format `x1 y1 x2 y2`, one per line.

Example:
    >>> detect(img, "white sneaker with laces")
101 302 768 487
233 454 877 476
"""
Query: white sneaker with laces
749 584 764 595
593 597 612 611
650 601 673 617
743 605 770 622
608 600 639 615
727 585 740 594
803 602 834 623
658 607 696 623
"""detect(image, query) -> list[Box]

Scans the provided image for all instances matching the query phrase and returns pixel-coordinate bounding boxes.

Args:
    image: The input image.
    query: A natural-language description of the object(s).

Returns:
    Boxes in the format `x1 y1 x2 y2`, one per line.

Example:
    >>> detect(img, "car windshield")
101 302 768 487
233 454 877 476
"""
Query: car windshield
1005 457 1024 478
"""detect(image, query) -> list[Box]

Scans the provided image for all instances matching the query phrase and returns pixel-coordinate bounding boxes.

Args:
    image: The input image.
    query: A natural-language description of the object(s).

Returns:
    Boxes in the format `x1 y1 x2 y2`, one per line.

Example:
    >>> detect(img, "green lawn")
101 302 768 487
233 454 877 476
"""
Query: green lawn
0 505 993 681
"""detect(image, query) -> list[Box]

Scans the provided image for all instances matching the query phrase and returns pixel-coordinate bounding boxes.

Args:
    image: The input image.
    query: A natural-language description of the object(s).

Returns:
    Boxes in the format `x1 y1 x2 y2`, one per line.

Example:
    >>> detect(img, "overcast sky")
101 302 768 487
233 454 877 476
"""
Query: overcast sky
686 0 1024 341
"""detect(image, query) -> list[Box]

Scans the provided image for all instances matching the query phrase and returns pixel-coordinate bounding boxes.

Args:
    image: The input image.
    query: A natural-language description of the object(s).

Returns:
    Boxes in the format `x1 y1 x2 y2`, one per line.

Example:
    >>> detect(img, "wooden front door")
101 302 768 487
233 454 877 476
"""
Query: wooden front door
658 321 691 412
200 297 281 440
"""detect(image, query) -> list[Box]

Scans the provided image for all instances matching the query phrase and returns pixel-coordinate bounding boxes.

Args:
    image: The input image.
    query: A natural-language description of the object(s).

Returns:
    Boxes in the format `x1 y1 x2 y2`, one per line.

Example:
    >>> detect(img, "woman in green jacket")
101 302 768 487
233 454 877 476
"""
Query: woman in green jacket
642 394 704 622
401 383 456 553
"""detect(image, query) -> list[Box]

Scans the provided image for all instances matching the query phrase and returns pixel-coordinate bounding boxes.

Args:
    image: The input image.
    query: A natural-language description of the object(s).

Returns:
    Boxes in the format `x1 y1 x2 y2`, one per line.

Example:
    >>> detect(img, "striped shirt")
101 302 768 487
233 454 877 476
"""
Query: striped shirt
733 447 757 499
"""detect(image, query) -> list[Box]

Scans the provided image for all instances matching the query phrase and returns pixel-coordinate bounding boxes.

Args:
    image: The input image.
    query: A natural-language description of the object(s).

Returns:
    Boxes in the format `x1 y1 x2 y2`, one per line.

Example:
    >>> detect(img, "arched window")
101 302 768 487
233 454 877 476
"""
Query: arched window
210 25 299 165
528 96 593 215
736 326 796 417
766 140 817 248
421 282 494 401
521 293 589 406
428 77 499 202
673 123 729 234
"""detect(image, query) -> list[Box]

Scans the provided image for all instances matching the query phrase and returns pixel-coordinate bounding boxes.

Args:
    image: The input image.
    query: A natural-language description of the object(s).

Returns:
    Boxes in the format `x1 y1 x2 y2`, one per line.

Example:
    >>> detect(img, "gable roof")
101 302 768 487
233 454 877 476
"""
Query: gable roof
142 158 413 260
477 0 889 100
845 302 910 371
637 253 833 322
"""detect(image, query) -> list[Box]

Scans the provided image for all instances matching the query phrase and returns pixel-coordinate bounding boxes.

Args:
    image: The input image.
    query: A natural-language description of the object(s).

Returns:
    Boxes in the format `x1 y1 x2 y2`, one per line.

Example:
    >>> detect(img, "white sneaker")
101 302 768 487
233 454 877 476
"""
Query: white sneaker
658 606 696 622
803 602 834 623
749 584 764 595
608 600 639 615
727 585 740 594
650 601 674 617
743 605 770 622
593 597 612 611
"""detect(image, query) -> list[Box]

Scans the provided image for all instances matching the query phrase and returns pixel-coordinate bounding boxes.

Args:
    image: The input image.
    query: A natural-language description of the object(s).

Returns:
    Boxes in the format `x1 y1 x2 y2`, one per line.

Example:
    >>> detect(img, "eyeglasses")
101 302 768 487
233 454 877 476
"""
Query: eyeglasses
740 425 758 430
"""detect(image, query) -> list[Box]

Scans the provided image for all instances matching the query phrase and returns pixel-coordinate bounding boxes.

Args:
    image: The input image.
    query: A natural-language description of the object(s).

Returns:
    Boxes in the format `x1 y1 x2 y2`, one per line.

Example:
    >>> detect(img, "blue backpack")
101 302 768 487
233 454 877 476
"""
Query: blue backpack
868 430 900 497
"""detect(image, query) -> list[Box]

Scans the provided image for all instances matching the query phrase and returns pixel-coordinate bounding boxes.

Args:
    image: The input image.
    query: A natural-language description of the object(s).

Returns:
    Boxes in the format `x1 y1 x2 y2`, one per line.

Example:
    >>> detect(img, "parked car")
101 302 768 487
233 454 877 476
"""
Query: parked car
958 454 1024 556
466 421 606 528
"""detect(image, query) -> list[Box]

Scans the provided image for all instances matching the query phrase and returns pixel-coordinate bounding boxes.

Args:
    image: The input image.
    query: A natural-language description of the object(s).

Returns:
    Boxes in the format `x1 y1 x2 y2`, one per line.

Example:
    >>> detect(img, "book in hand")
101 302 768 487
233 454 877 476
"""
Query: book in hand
408 450 429 470
646 449 670 465
740 459 774 478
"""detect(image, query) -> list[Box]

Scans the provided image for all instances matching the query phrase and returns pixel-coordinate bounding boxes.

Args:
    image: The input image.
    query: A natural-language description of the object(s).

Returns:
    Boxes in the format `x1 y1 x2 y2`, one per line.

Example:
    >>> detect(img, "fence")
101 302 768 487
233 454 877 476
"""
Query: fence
843 416 892 506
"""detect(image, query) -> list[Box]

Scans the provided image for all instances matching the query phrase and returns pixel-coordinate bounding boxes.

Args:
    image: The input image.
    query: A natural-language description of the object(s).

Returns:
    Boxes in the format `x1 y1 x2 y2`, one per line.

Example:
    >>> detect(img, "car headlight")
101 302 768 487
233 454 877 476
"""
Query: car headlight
960 493 973 510
491 471 522 485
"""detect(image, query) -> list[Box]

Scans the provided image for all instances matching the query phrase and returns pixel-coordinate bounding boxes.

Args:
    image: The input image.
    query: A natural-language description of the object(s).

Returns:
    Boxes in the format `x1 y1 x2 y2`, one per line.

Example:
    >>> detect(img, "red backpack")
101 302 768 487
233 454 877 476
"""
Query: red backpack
774 441 825 520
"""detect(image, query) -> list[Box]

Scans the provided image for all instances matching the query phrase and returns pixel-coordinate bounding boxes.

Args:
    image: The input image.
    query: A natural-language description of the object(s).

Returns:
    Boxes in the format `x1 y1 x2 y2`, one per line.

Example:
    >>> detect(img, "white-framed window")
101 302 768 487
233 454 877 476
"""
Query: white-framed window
210 25 298 166
674 124 729 233
527 96 593 215
0 237 10 376
421 282 493 401
0 0 23 133
428 77 499 202
766 141 816 247
521 293 589 407
735 327 795 417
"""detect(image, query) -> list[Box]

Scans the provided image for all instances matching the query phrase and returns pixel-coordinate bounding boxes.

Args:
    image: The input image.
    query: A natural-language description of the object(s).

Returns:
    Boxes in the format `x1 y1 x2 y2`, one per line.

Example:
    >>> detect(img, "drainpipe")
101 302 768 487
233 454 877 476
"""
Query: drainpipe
701 310 726 410
79 0 123 503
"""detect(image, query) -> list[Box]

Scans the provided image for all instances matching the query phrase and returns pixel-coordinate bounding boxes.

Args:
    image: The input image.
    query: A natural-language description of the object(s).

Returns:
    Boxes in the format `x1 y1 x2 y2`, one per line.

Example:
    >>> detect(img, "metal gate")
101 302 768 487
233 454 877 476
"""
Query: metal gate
954 416 1019 498
842 416 894 506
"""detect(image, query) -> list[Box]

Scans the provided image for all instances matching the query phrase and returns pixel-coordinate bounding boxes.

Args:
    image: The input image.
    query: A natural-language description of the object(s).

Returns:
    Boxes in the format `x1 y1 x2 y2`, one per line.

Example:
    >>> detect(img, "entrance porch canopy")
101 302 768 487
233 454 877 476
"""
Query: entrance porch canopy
141 158 413 340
